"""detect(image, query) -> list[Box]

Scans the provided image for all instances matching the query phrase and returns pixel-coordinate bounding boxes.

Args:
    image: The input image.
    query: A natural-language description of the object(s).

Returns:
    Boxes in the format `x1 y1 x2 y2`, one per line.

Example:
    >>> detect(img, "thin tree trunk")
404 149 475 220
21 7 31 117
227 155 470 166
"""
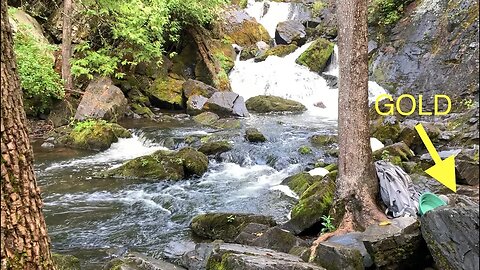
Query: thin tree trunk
61 0 73 92
1 1 56 269
315 0 386 245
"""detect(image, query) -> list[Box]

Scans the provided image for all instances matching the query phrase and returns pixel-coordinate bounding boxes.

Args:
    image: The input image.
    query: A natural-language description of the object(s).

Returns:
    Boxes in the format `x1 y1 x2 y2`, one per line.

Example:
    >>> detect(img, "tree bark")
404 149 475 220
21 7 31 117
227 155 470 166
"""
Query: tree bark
61 0 73 92
1 1 56 269
330 0 386 231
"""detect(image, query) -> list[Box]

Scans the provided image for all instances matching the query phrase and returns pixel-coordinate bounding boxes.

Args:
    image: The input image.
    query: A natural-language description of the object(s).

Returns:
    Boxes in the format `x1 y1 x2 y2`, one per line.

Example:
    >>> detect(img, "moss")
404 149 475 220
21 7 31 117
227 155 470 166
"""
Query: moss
52 253 80 270
310 134 337 146
245 95 306 113
225 20 270 47
254 44 298 62
295 38 334 73
213 118 241 130
373 142 413 162
131 103 154 118
147 75 185 109
282 172 319 195
198 141 233 155
370 116 401 143
177 147 209 176
193 112 220 126
298 146 313 155
245 128 267 143
324 163 338 172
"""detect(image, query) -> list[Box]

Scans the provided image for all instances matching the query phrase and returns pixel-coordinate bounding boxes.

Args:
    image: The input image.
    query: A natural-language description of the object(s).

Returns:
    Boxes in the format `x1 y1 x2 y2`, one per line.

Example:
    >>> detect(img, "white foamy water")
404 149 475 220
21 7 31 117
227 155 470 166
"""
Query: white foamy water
245 0 292 38
45 133 166 171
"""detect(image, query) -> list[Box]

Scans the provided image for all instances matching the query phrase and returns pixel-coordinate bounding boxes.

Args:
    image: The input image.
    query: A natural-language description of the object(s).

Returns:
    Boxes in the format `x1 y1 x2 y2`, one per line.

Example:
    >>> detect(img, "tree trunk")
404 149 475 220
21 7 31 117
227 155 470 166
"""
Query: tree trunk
61 0 73 92
1 1 56 269
330 0 386 231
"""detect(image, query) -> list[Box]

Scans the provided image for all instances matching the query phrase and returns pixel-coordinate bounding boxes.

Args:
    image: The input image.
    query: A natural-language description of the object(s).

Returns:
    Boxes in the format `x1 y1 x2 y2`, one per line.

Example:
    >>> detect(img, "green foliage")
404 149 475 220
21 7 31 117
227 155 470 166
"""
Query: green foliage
320 215 335 233
12 22 64 114
71 0 227 79
72 119 107 132
298 146 313 155
368 0 407 27
226 215 236 223
239 0 248 9
381 150 390 161
461 98 477 109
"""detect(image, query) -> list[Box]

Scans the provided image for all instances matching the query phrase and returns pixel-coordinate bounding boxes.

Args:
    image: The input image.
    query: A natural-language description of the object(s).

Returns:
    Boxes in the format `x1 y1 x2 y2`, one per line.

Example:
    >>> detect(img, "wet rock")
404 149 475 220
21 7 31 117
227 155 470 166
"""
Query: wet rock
182 242 325 270
254 44 298 62
203 92 249 117
234 223 271 245
41 142 55 149
296 38 334 74
275 20 307 46
198 141 233 155
371 115 402 145
283 173 335 234
105 147 208 180
310 134 337 147
321 73 338 88
193 112 242 130
75 77 128 121
213 118 242 130
240 41 270 61
222 8 271 47
246 95 306 113
193 112 220 126
310 241 364 270
190 213 276 242
57 121 131 151
147 75 185 109
52 253 80 270
362 217 430 269
182 79 218 99
105 252 185 270
455 149 479 186
245 128 267 143
421 206 479 270
235 225 308 253
281 172 321 196
186 95 208 116
319 232 373 268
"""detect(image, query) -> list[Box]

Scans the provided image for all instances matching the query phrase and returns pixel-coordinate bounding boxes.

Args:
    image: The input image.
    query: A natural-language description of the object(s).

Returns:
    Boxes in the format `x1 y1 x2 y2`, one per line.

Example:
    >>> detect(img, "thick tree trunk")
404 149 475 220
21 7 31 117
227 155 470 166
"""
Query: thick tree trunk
330 0 386 231
1 1 56 269
61 0 73 92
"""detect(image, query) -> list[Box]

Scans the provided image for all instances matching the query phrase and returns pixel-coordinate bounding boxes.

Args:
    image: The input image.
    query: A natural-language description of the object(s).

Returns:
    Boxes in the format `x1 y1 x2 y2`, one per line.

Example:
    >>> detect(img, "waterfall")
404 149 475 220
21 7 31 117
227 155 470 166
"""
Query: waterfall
325 45 339 76
245 0 292 38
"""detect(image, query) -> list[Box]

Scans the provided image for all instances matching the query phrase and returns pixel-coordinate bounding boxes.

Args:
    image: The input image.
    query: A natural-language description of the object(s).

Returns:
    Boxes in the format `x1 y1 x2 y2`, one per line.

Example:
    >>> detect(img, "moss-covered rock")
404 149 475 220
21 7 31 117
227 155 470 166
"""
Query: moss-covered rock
370 115 402 144
281 172 322 196
284 173 335 234
147 75 185 109
254 44 298 62
193 112 242 130
193 112 220 126
131 103 154 118
245 128 267 143
298 146 313 155
105 147 208 180
58 120 131 151
222 8 271 47
310 134 337 146
198 141 233 155
373 142 414 164
190 213 276 242
246 95 306 113
296 38 334 73
52 253 81 270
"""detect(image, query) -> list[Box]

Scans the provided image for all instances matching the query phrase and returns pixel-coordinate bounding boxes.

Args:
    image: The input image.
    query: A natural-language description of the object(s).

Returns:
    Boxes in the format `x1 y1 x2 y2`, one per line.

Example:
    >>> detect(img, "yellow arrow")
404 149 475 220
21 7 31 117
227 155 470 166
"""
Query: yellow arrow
415 123 457 192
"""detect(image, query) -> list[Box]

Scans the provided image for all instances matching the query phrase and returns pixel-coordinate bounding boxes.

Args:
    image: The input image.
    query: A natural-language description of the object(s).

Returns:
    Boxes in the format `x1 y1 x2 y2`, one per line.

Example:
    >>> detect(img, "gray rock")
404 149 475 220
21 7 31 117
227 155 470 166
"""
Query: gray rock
310 241 364 270
104 252 185 270
234 223 271 245
41 142 55 149
48 99 78 127
455 149 479 186
275 20 307 46
182 242 325 270
75 77 128 121
182 79 218 99
235 226 308 253
204 92 249 117
327 232 373 268
198 141 233 155
186 95 208 116
362 217 430 269
421 206 479 270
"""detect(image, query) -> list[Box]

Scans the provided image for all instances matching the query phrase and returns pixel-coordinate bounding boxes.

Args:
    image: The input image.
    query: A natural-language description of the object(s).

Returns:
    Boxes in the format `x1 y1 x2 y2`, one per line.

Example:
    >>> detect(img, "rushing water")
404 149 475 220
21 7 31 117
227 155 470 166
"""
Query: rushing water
35 1 388 268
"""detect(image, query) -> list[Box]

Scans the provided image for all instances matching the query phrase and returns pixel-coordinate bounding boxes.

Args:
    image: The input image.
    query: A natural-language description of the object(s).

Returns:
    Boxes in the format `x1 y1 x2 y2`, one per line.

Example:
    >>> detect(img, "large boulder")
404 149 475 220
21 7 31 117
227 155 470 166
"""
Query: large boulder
9 9 50 48
105 252 185 270
147 75 185 109
105 147 208 180
235 226 308 253
275 20 307 46
283 172 336 234
296 38 335 74
198 141 233 156
362 217 430 269
182 243 325 270
245 128 267 143
75 77 128 121
455 149 479 186
193 112 242 130
222 8 271 47
190 213 276 242
203 92 249 117
246 95 306 113
281 172 321 196
421 206 479 270
57 121 131 151
48 99 78 127
182 79 218 99
45 2 92 43
186 95 209 116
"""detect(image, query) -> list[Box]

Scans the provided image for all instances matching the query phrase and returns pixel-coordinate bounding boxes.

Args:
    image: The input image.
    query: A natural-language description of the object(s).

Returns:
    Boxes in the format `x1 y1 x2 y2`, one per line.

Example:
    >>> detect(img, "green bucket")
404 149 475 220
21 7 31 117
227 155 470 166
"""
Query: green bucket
419 192 447 216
